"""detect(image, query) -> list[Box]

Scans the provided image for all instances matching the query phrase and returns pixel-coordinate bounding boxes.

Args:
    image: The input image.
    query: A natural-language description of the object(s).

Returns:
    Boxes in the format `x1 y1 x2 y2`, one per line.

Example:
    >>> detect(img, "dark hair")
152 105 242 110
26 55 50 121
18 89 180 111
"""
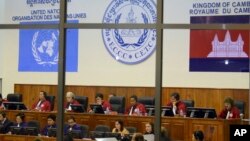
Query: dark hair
95 93 104 99
193 130 204 141
224 97 234 106
130 95 138 102
116 119 124 131
171 92 180 101
145 122 154 134
47 114 56 121
0 111 6 118
16 112 25 121
68 116 76 122
132 133 144 141
40 91 47 98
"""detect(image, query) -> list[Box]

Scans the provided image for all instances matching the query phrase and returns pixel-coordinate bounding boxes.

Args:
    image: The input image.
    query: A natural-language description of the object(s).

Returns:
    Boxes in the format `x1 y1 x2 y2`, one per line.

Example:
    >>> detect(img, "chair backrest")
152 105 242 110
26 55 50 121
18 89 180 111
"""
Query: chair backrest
182 99 195 108
7 93 22 102
234 100 245 114
109 96 125 113
125 126 137 133
137 96 155 108
80 124 89 138
74 96 88 112
46 95 56 111
27 120 40 129
95 125 110 132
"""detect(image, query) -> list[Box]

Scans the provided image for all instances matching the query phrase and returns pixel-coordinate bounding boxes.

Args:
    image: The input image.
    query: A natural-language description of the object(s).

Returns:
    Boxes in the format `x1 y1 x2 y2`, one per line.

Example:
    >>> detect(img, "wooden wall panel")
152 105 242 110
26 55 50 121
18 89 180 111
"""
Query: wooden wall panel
14 84 249 117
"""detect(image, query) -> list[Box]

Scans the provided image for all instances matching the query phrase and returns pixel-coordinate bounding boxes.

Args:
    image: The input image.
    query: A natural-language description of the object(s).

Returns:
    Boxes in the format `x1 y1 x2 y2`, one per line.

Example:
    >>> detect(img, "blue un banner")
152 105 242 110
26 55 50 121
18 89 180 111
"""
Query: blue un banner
18 21 78 72
230 124 250 141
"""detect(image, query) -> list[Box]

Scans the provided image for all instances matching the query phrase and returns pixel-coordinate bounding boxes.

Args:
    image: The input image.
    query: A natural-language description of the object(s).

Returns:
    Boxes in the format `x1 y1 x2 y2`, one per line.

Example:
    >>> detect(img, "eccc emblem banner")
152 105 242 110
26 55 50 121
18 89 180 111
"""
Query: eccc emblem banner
102 0 157 64
18 21 78 72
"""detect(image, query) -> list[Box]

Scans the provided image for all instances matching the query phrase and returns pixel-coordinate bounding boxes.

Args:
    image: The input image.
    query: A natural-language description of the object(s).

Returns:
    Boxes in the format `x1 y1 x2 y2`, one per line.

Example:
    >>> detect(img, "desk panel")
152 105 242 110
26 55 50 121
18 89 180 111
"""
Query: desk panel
3 110 240 141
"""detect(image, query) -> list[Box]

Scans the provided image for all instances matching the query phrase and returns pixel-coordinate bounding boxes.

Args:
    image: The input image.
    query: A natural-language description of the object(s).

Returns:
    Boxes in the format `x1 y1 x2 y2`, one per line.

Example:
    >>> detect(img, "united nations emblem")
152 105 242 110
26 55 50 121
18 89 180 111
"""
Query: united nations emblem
32 30 59 65
102 0 157 64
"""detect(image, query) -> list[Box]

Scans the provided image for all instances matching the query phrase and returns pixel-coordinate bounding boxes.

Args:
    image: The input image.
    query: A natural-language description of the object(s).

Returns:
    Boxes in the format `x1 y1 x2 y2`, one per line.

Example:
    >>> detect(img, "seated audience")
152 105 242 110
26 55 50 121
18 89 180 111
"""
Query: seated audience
13 112 27 128
89 93 112 113
64 116 81 135
41 114 57 136
125 95 146 116
112 119 129 137
131 133 144 141
192 130 204 141
64 92 80 111
166 92 187 116
31 91 51 112
144 122 154 134
219 97 240 119
0 111 13 133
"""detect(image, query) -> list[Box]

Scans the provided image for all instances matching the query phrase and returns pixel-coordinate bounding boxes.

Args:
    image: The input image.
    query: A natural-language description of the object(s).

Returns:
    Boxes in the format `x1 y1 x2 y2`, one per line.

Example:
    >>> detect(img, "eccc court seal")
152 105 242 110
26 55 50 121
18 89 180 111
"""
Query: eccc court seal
102 0 157 64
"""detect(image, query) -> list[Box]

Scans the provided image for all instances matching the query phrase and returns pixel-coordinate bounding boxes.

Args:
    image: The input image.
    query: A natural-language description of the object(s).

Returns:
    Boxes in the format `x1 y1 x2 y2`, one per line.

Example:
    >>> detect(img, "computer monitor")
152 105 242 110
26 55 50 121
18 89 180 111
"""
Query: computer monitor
24 126 39 136
3 102 27 110
161 106 174 117
68 130 83 139
90 131 105 139
90 104 105 114
105 132 121 140
10 126 25 135
187 107 217 118
145 105 155 116
48 128 57 137
70 104 85 113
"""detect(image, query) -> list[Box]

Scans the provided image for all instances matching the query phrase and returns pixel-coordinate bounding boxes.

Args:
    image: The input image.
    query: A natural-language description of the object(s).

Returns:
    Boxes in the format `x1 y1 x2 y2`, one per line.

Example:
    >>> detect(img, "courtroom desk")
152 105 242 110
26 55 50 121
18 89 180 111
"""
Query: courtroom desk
3 110 241 141
0 134 94 141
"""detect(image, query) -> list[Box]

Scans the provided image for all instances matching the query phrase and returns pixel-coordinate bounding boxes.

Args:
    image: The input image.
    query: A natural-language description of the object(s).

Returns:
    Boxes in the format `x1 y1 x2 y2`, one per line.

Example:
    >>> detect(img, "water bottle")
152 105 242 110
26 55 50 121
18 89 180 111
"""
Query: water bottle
106 107 110 114
179 109 184 116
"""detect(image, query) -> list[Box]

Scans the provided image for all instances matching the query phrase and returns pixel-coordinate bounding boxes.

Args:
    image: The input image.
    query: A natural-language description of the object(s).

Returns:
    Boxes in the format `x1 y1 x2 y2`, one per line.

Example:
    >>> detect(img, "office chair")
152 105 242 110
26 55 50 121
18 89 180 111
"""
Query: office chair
7 93 23 102
182 99 195 108
109 96 125 113
137 96 155 108
74 96 88 112
46 95 56 111
234 100 245 115
80 124 89 138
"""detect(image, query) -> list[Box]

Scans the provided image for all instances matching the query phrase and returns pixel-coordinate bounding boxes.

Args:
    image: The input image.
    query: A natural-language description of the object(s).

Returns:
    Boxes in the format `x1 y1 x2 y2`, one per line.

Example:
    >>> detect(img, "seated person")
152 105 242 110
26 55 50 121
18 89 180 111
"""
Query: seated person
218 97 240 119
89 93 112 113
64 92 80 111
8 112 27 134
41 114 57 136
64 116 81 135
125 95 146 116
192 130 204 141
0 111 13 134
144 122 154 134
112 120 129 137
131 133 144 141
0 94 7 110
31 91 51 112
166 92 187 116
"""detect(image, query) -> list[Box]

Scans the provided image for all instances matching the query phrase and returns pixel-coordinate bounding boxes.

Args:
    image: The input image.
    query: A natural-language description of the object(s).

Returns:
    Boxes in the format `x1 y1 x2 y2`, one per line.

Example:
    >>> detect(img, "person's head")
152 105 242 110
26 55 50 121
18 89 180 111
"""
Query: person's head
170 92 180 103
224 97 234 111
66 92 75 103
0 111 6 121
130 95 138 106
95 93 104 104
64 134 73 141
145 122 154 134
16 112 25 124
115 119 124 131
47 114 56 126
39 91 47 100
132 133 144 141
67 116 76 127
192 130 204 141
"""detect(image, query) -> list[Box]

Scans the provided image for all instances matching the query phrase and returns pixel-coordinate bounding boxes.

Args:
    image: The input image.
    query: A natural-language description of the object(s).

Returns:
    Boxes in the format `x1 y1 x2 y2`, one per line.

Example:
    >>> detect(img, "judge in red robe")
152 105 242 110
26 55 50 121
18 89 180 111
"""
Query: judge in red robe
125 95 146 116
31 91 51 112
219 97 240 119
166 92 187 116
64 92 80 111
